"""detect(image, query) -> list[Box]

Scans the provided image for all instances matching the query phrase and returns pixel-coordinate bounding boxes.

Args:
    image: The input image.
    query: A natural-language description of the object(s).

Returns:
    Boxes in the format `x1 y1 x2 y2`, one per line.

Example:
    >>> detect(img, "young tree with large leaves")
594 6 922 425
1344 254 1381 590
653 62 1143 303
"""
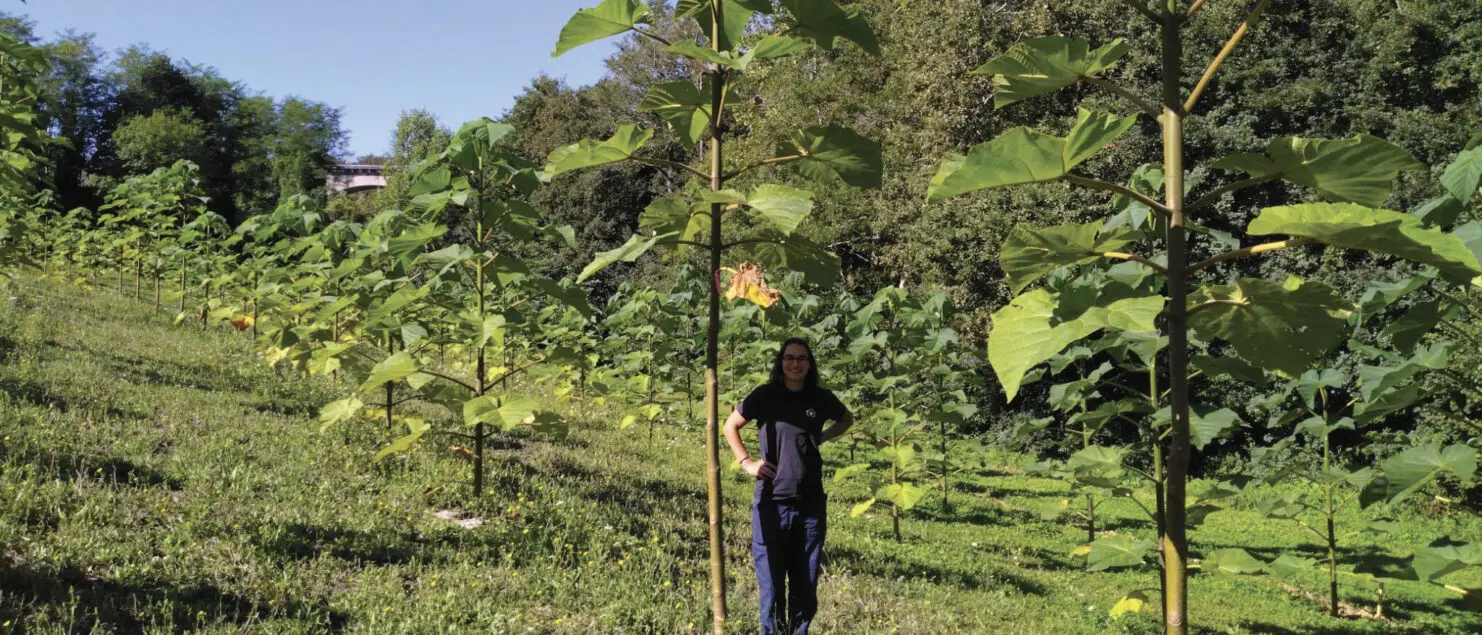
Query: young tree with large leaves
550 1 882 629
927 2 1482 632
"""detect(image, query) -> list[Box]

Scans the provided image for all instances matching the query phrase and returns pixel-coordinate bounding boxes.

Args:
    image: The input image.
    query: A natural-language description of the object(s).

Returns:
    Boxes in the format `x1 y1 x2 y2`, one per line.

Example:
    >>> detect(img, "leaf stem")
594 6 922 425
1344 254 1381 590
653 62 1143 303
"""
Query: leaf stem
1084 77 1160 118
1189 237 1311 273
722 155 802 181
417 369 478 394
631 28 674 49
630 156 713 181
1184 0 1272 114
1186 174 1282 212
1102 251 1170 276
719 237 784 251
1063 174 1174 217
1118 0 1161 22
1187 299 1247 315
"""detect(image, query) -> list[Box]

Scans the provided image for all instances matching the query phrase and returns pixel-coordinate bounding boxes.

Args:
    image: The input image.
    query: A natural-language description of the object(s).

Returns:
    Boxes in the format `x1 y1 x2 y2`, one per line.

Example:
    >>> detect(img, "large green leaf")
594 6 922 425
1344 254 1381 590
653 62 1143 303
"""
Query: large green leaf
746 184 814 235
1353 384 1422 425
1356 270 1437 323
529 278 596 319
546 125 654 176
779 0 880 55
552 0 651 58
386 223 447 265
676 0 753 52
990 285 1164 401
1442 146 1482 203
999 221 1142 293
374 418 431 462
1202 548 1268 575
1086 535 1154 571
1412 541 1482 583
577 232 675 282
1249 203 1482 284
778 125 882 188
359 351 421 392
638 197 708 242
752 233 841 286
463 394 541 430
1455 221 1482 273
1067 445 1126 477
972 37 1129 108
1380 301 1452 354
875 482 924 511
318 397 363 432
1188 276 1351 376
928 109 1137 203
1212 136 1422 207
638 81 710 148
1382 443 1478 503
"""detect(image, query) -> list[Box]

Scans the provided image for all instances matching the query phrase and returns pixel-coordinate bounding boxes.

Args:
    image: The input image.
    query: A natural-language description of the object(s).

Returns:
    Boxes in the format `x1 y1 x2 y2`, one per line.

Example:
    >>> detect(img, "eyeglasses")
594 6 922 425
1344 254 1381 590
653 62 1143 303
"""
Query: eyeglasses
782 355 810 362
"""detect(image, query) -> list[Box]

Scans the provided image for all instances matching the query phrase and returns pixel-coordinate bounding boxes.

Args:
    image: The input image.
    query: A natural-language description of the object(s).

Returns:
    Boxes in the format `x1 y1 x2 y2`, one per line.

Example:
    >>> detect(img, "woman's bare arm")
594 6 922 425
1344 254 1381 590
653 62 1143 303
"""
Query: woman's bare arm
821 407 853 444
724 409 774 479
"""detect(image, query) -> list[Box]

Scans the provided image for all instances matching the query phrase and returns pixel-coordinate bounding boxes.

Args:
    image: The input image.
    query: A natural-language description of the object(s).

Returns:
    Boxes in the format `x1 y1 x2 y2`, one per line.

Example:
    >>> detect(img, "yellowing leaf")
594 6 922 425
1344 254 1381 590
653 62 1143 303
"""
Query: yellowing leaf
723 263 782 307
1109 591 1150 619
230 314 255 331
1070 544 1093 558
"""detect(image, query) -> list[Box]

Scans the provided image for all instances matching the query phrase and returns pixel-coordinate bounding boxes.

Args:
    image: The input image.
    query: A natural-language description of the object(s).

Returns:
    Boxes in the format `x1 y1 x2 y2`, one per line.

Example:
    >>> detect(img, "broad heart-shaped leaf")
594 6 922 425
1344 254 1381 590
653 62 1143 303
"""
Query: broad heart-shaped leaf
1188 276 1351 377
1067 445 1126 476
359 351 421 392
546 125 654 177
529 278 596 319
675 0 753 52
927 109 1137 203
552 0 651 58
1413 195 1466 230
752 233 841 286
990 285 1164 401
374 418 431 462
1086 535 1154 571
639 197 709 242
875 482 924 511
386 223 447 266
778 125 882 188
1354 384 1422 425
1151 407 1244 450
463 394 540 430
1381 301 1451 355
1202 548 1268 575
745 184 814 235
1212 135 1422 207
1442 146 1482 203
999 221 1142 293
318 397 363 432
1356 269 1437 323
638 81 710 148
1382 443 1478 503
1412 540 1482 583
1268 554 1317 580
972 37 1129 109
1249 203 1482 284
849 497 877 518
1109 591 1150 620
779 0 880 55
577 232 676 282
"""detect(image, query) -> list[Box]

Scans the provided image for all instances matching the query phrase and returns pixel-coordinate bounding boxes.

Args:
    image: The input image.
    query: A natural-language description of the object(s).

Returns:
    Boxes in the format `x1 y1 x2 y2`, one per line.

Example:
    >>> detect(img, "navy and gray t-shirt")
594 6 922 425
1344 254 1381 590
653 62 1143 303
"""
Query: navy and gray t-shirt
737 383 847 503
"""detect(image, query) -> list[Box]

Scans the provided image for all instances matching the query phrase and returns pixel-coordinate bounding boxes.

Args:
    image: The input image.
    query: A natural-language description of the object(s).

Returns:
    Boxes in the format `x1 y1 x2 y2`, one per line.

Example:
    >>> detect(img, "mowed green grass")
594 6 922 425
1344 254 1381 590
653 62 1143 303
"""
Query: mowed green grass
2 275 1481 634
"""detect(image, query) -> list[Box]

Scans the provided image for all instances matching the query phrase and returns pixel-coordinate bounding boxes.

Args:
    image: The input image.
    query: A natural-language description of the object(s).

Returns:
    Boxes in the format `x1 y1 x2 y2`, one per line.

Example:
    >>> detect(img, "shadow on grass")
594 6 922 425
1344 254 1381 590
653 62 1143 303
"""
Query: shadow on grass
0 561 347 632
252 521 423 567
17 449 184 491
825 544 1048 596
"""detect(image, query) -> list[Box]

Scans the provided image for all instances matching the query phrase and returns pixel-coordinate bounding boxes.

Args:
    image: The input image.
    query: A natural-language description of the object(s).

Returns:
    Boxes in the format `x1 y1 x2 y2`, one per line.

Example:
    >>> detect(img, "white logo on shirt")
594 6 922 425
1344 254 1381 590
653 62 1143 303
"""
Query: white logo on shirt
806 408 817 418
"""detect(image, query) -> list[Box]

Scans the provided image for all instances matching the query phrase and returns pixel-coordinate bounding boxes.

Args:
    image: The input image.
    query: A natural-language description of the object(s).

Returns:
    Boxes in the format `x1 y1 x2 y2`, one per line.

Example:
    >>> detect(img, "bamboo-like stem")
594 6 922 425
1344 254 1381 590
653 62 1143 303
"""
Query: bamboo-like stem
1064 174 1174 217
1186 0 1207 19
1085 76 1161 118
1184 0 1271 114
1186 174 1281 212
1160 2 1191 631
1189 237 1311 272
1102 251 1170 276
705 5 729 630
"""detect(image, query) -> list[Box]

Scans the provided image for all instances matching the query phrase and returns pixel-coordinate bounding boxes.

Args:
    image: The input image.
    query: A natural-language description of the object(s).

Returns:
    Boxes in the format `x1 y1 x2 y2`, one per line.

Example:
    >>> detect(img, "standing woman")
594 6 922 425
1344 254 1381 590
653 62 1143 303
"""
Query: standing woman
723 337 853 635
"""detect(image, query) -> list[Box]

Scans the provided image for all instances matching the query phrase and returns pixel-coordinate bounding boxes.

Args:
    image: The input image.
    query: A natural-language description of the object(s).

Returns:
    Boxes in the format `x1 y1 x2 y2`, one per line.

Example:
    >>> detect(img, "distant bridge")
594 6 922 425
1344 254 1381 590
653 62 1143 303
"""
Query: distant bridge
326 164 386 194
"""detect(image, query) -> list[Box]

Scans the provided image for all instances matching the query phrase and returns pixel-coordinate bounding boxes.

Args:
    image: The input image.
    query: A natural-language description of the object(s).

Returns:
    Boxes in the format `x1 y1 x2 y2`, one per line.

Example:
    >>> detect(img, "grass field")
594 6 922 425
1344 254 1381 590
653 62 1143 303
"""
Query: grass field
2 275 1481 633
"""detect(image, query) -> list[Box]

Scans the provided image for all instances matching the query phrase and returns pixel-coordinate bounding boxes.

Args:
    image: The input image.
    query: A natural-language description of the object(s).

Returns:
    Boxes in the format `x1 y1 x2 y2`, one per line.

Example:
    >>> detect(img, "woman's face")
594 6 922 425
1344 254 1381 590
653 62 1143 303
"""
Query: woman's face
781 343 811 383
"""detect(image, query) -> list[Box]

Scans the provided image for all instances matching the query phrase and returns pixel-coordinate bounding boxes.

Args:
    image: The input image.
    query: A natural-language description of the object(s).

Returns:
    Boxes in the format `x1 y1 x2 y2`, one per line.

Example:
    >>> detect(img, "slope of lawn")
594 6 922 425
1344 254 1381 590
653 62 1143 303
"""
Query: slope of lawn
2 275 1481 634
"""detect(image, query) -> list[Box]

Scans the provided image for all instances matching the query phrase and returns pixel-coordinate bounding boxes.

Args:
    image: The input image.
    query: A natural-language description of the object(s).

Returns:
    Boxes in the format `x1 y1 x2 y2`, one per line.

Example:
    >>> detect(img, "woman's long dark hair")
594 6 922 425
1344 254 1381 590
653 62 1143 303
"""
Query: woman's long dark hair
769 337 820 390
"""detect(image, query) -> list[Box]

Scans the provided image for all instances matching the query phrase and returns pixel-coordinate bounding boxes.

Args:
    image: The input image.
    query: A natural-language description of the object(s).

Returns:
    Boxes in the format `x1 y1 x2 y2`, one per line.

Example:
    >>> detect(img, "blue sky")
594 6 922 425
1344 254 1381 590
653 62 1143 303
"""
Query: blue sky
17 0 624 158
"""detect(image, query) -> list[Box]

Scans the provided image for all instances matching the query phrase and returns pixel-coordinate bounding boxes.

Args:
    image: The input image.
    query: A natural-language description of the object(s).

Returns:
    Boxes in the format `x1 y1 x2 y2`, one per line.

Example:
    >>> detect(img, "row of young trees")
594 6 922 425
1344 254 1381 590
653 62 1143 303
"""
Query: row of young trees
6 3 1482 633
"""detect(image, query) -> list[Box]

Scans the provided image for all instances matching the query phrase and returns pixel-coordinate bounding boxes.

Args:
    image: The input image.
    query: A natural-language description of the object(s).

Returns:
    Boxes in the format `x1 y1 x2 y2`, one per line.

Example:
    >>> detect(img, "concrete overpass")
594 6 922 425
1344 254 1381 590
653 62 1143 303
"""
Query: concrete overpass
326 164 386 194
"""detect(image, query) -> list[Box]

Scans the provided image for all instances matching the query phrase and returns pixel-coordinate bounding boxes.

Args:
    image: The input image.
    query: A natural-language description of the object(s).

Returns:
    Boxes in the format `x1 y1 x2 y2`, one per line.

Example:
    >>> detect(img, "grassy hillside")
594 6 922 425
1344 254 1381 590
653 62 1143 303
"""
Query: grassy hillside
2 276 1481 634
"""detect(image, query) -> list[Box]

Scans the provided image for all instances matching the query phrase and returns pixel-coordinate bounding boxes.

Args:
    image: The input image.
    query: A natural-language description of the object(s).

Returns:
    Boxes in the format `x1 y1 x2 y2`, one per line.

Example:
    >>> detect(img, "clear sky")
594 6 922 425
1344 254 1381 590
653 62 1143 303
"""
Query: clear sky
16 0 623 158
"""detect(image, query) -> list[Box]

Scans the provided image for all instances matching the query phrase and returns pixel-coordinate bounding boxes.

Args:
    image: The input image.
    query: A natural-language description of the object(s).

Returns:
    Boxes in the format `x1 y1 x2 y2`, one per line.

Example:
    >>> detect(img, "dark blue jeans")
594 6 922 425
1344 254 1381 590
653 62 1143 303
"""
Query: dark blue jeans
751 496 826 635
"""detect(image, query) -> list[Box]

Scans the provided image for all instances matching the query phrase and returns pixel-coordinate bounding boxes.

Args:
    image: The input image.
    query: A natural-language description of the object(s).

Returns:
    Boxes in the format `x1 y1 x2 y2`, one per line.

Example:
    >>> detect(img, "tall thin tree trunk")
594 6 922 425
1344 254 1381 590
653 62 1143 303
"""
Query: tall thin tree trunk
704 7 729 628
1160 5 1191 633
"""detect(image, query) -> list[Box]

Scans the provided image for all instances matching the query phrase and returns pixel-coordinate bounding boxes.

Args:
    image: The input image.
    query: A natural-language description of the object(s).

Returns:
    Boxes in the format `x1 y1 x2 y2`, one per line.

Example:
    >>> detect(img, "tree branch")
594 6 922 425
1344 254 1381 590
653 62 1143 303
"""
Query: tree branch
1189 237 1312 273
1118 0 1161 22
631 28 673 49
1184 0 1273 114
719 237 783 251
1187 174 1282 213
1102 251 1169 276
630 156 712 181
722 155 802 181
1084 76 1160 118
489 356 549 387
1185 0 1208 20
1063 174 1174 217
417 369 477 394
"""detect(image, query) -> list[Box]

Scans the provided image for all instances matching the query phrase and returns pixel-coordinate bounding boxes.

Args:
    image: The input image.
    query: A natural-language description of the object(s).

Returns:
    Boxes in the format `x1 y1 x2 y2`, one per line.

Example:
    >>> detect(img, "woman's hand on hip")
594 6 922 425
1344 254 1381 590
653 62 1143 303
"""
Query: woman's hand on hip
741 458 775 480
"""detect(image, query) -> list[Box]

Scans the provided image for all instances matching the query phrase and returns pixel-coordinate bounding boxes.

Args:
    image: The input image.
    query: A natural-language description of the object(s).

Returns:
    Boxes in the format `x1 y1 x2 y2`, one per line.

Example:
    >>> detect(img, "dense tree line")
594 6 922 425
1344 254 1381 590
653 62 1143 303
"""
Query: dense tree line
2 13 347 223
